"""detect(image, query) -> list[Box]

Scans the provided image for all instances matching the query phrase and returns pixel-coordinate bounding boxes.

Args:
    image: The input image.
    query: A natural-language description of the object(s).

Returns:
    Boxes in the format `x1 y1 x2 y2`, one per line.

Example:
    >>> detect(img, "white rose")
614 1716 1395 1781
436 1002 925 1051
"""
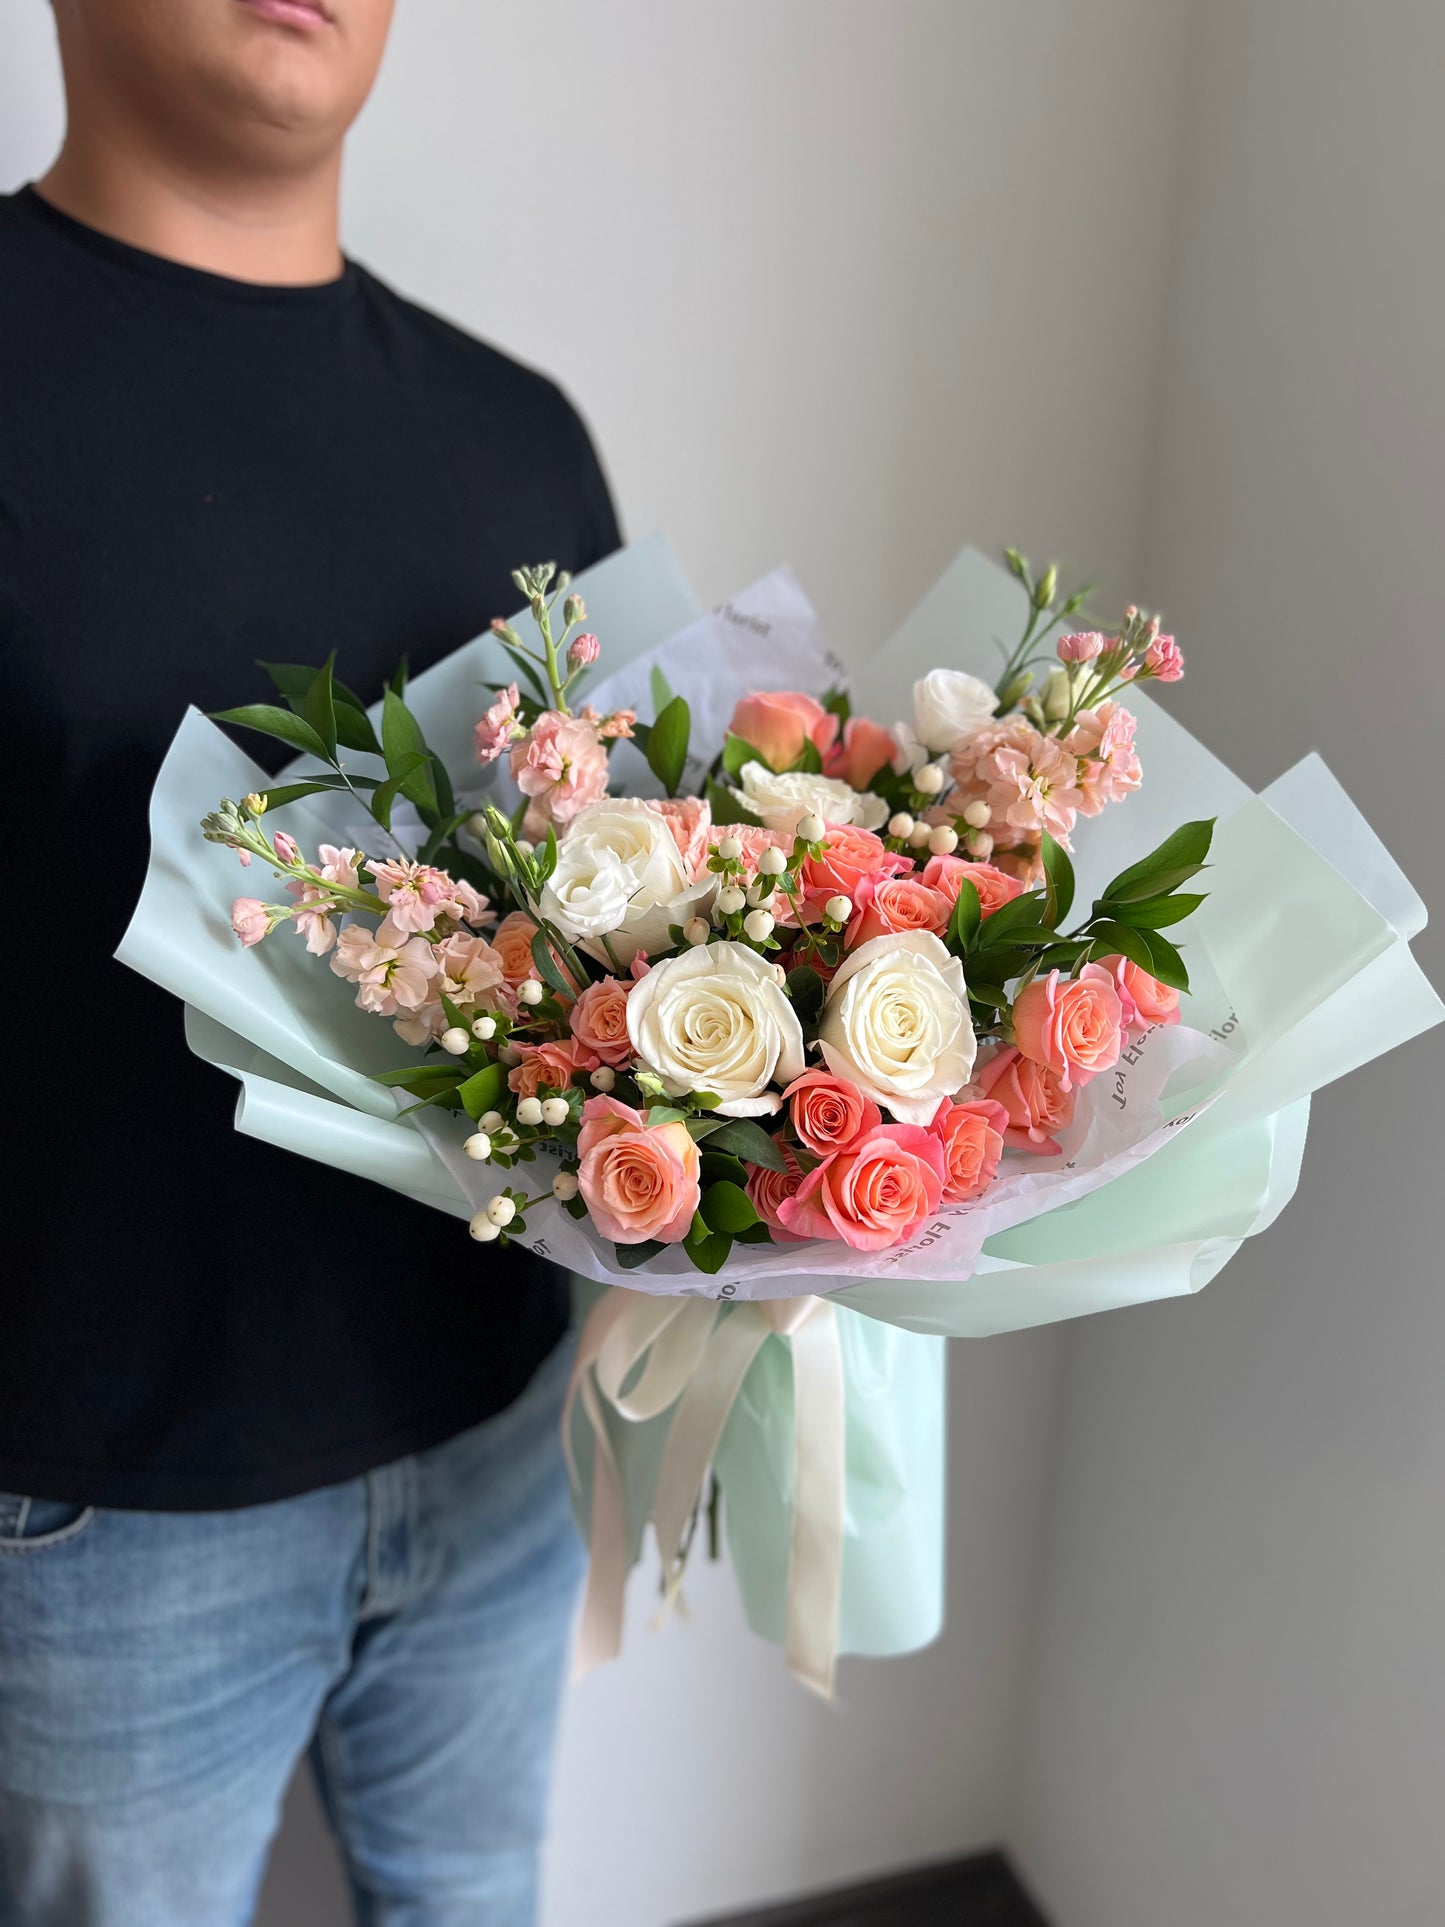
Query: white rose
540 798 712 966
816 930 976 1124
912 668 999 755
729 761 889 835
626 941 806 1116
538 841 635 940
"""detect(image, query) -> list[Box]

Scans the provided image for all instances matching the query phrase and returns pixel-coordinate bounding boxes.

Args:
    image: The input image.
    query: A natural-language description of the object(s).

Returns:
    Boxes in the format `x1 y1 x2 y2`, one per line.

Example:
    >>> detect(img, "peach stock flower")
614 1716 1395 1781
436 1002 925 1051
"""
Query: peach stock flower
510 711 610 829
729 690 838 771
950 716 1085 845
930 1097 1009 1202
367 858 472 937
783 1069 882 1157
508 1037 601 1100
568 976 636 1068
1012 968 1123 1090
231 898 270 947
648 795 713 880
970 1046 1075 1155
745 1141 810 1244
919 854 1025 921
1090 955 1181 1036
576 1096 701 1245
845 874 952 947
1064 701 1142 817
330 921 437 1019
824 715 896 791
778 1123 947 1251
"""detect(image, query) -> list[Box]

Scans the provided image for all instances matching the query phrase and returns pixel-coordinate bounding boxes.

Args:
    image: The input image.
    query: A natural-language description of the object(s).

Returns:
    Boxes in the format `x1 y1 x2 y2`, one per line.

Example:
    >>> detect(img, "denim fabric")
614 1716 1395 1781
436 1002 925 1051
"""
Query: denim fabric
0 1340 583 1927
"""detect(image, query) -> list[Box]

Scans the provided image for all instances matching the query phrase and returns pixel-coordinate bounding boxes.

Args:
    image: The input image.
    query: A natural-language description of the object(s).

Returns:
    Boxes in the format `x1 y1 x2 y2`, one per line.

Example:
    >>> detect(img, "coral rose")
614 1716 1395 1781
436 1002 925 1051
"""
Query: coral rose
793 825 912 920
1012 968 1123 1089
576 1096 701 1245
783 1069 882 1157
492 910 543 987
970 1046 1075 1155
930 1097 1009 1202
568 976 636 1067
1090 955 1181 1037
729 690 838 771
508 1037 600 1100
777 1123 947 1251
920 855 1025 920
824 715 896 791
846 874 952 947
744 1141 810 1244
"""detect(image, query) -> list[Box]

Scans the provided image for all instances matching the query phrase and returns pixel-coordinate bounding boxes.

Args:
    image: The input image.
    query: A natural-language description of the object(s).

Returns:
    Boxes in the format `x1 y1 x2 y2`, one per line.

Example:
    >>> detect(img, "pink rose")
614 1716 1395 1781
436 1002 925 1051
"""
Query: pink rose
648 795 713 880
231 897 271 947
729 690 839 771
744 1141 810 1244
508 1037 601 1100
778 1122 947 1251
510 711 610 825
577 1096 702 1245
1091 954 1181 1037
824 715 895 791
783 1069 882 1157
1012 968 1123 1090
920 855 1025 921
793 825 912 920
845 875 952 947
475 683 521 763
568 977 636 1068
930 1097 1008 1202
970 1046 1075 1155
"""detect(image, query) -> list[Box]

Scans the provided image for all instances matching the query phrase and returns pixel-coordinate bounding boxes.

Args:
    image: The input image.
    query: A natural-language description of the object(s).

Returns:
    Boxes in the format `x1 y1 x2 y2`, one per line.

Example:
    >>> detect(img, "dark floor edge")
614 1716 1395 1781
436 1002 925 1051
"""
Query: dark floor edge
679 1847 1050 1926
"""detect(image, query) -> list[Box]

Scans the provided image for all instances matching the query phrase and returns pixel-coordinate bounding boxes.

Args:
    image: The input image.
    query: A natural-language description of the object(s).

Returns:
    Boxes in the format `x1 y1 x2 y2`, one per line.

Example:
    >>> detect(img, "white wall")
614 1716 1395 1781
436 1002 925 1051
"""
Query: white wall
1011 3 1445 1922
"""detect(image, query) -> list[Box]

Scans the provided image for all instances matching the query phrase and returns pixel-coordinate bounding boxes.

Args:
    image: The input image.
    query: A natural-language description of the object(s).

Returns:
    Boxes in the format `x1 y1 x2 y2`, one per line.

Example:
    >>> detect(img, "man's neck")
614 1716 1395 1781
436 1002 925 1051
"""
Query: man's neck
36 123 344 286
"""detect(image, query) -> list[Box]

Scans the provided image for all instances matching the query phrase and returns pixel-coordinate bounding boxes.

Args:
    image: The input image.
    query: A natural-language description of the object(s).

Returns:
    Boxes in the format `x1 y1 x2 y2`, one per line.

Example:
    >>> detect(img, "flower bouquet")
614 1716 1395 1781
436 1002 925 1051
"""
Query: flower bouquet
120 540 1441 1692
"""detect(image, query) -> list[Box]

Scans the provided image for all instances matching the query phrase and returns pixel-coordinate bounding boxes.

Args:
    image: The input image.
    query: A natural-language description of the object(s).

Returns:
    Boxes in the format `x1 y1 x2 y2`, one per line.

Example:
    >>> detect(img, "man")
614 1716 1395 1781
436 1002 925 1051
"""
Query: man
0 3 619 1921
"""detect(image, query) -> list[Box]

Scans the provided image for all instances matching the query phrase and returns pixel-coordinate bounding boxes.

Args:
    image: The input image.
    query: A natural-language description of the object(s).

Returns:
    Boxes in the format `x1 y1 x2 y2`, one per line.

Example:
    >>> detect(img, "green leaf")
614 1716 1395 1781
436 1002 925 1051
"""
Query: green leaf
614 1238 665 1272
210 703 331 764
701 1180 759 1235
687 1229 734 1275
650 665 674 713
793 737 824 775
973 890 1050 944
389 657 410 698
948 877 983 953
646 694 691 797
417 812 468 866
372 1065 465 1100
333 698 382 757
646 1105 689 1127
430 753 455 820
381 689 438 815
702 1117 787 1172
457 1061 508 1121
536 823 559 885
370 751 431 832
252 775 376 810
530 929 575 998
1133 927 1191 993
1087 919 1164 978
705 778 763 828
721 733 766 781
822 686 851 723
785 965 825 1024
1041 832 1075 927
257 660 317 705
1100 891 1207 930
1101 819 1215 905
303 655 338 761
495 641 551 706
700 1151 749 1188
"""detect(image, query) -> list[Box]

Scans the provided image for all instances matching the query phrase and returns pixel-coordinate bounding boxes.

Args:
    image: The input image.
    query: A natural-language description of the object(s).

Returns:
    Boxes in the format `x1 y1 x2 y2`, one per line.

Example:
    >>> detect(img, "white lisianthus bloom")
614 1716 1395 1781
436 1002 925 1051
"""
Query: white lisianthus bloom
539 798 713 966
729 761 889 835
626 941 806 1116
816 930 976 1125
912 668 999 755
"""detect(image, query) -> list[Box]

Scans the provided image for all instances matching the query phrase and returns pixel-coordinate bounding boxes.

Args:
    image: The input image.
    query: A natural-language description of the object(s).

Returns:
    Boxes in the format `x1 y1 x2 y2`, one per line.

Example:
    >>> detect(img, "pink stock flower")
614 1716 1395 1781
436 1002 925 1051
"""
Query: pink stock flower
393 931 514 1046
1143 632 1184 681
368 858 472 936
845 874 952 947
475 683 522 764
508 1037 601 1100
286 844 363 956
745 1141 810 1244
567 632 600 668
783 1069 882 1158
777 1123 947 1251
510 712 610 826
951 716 1084 846
729 690 839 772
930 1096 1009 1202
969 1046 1075 1155
1090 954 1181 1037
824 715 896 791
920 854 1025 920
649 795 714 880
1064 701 1142 816
568 976 636 1067
1012 967 1123 1090
577 1096 701 1245
705 822 791 872
582 706 636 741
1057 631 1107 663
231 898 271 947
330 921 437 1018
272 830 301 865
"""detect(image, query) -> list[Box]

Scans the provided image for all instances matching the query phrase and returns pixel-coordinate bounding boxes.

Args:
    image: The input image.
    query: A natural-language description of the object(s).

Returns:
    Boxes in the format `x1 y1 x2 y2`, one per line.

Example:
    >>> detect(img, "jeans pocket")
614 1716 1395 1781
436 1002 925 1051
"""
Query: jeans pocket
0 1492 97 1553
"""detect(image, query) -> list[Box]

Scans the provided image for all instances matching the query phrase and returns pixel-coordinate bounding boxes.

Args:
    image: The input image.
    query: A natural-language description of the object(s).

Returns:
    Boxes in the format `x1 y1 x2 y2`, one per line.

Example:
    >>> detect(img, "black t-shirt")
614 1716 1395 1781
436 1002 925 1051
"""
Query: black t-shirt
0 186 620 1509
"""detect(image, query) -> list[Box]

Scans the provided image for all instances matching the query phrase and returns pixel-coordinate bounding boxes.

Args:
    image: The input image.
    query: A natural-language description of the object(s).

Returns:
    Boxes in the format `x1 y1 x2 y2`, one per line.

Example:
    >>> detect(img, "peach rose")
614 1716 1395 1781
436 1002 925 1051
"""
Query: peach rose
1012 967 1123 1089
729 690 839 772
920 855 1025 921
824 715 895 791
783 1069 882 1157
508 1037 600 1100
744 1141 810 1244
970 1045 1075 1155
576 1096 702 1245
568 976 635 1068
492 910 543 988
846 875 952 948
778 1122 947 1251
1089 955 1181 1037
792 824 912 921
930 1097 1009 1202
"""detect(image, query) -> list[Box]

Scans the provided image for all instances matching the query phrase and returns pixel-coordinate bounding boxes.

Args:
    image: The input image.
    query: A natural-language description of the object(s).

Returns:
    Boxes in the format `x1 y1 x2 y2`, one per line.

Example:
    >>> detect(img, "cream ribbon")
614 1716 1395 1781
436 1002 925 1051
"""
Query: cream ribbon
563 1286 847 1698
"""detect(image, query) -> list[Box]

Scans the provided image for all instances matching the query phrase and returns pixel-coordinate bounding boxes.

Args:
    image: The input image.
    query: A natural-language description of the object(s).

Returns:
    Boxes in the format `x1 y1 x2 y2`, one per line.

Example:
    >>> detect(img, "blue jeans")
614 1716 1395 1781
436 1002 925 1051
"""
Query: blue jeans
0 1341 584 1927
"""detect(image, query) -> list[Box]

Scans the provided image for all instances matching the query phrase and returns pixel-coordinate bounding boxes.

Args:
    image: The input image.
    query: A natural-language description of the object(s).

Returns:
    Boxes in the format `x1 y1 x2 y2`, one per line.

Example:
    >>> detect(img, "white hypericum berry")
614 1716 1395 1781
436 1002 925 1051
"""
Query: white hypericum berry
478 1110 505 1134
888 812 915 840
824 894 852 924
796 814 826 843
486 1194 517 1227
914 763 946 796
590 1067 616 1092
440 1027 471 1055
517 979 545 1007
515 1096 544 1126
962 799 992 829
907 820 933 849
928 824 959 856
462 1132 493 1162
684 917 711 946
469 1213 501 1242
552 1171 580 1202
757 846 786 876
717 835 743 862
718 886 746 916
471 1015 498 1041
540 1096 570 1127
743 907 775 941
